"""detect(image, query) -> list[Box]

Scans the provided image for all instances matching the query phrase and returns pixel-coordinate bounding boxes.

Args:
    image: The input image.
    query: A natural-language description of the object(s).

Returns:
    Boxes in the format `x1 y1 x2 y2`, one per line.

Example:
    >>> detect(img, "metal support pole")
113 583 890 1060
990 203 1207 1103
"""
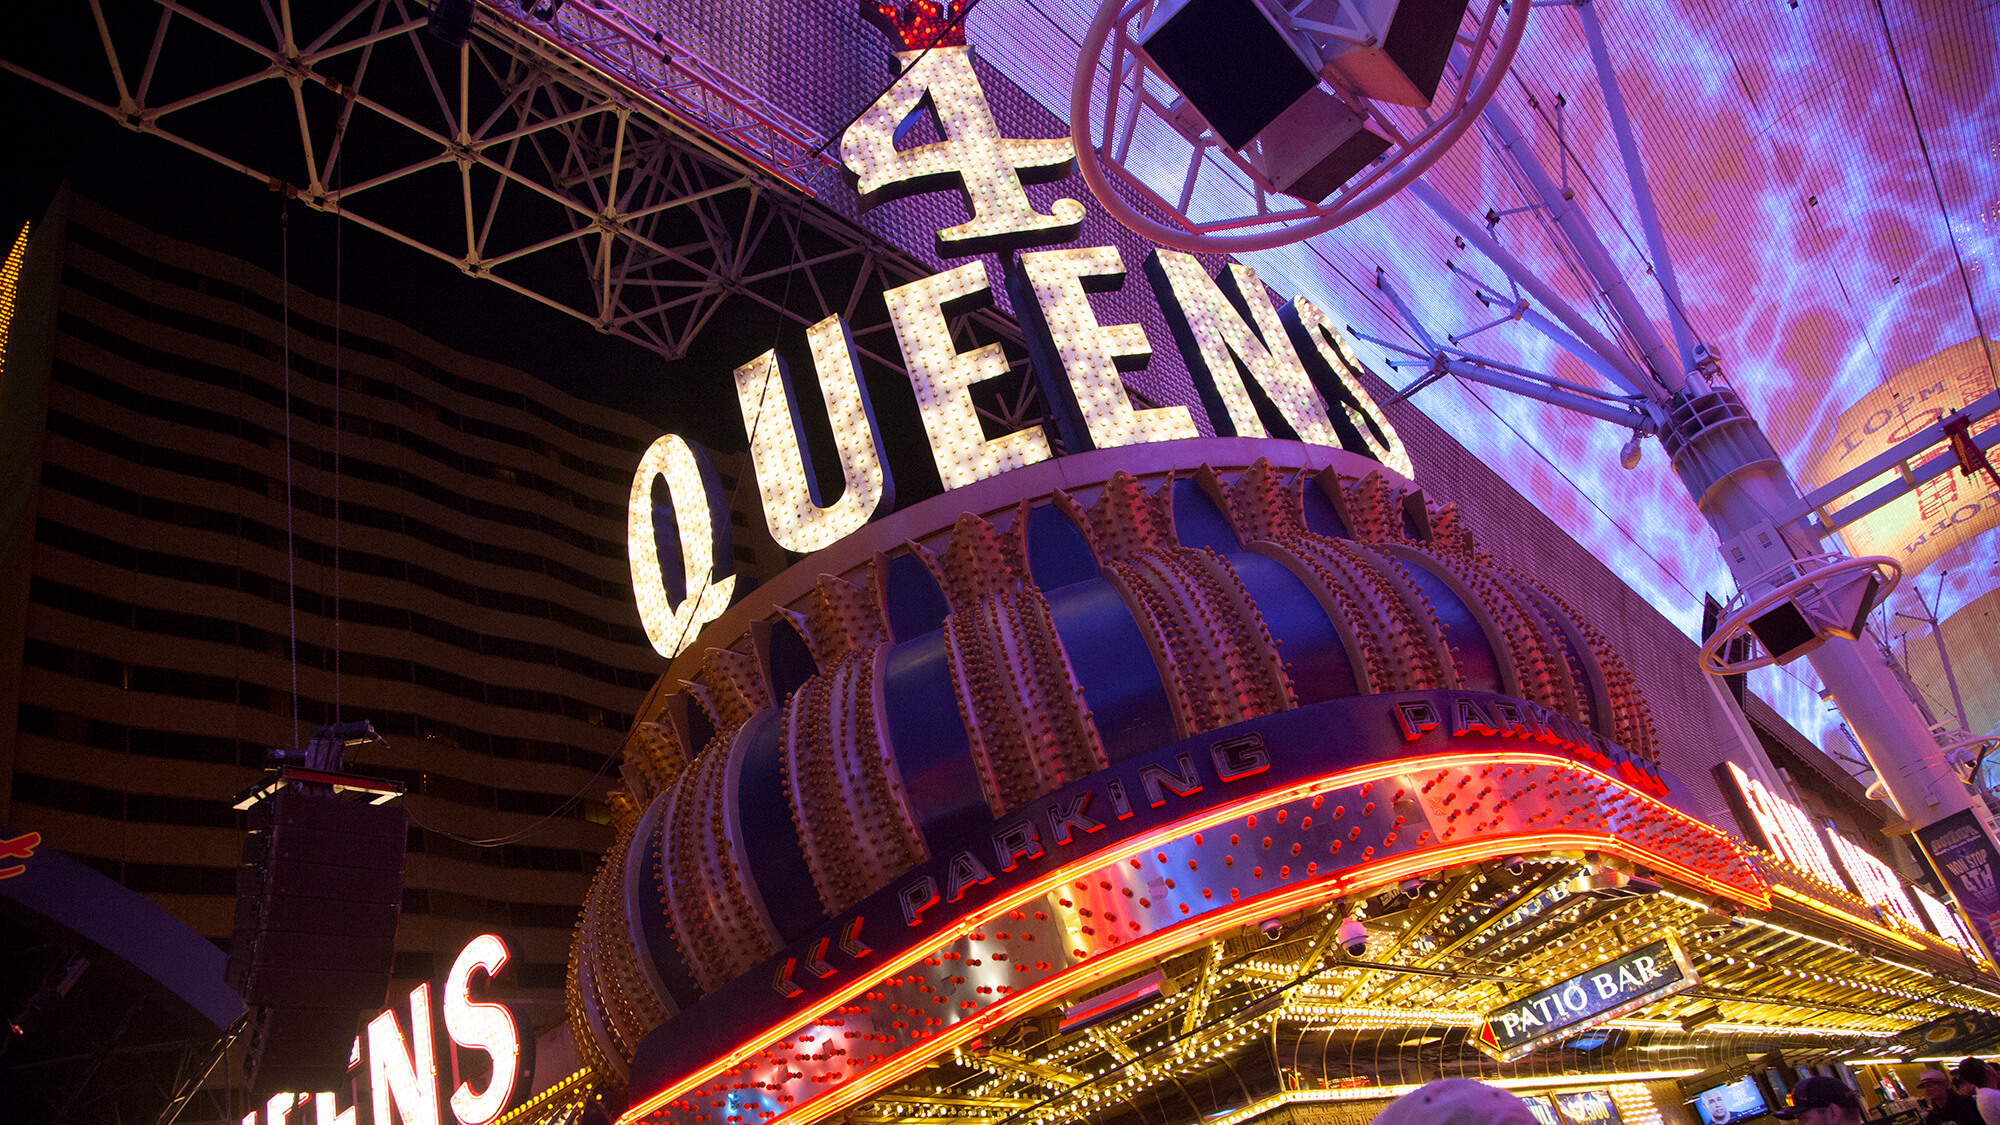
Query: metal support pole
1441 360 1650 428
1663 396 1977 830
1516 303 1660 416
1409 180 1656 398
1575 0 1700 377
1475 94 1686 395
1916 583 1971 735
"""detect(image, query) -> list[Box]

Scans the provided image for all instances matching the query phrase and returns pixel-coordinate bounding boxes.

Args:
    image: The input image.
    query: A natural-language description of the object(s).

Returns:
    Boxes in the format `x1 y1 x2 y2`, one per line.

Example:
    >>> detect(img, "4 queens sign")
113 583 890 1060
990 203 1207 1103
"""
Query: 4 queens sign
626 37 1413 661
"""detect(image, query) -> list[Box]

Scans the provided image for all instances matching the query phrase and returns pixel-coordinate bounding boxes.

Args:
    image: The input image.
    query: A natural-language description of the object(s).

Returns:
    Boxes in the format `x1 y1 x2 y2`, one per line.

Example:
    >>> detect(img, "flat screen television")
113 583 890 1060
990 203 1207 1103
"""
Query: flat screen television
1693 1076 1770 1124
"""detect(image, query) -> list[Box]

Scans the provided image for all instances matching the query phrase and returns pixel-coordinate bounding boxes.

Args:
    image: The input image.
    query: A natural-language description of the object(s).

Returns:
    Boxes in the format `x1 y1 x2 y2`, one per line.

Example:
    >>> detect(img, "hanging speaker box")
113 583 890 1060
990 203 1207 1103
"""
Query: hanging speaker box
1243 88 1392 201
1136 0 1322 149
1298 0 1473 108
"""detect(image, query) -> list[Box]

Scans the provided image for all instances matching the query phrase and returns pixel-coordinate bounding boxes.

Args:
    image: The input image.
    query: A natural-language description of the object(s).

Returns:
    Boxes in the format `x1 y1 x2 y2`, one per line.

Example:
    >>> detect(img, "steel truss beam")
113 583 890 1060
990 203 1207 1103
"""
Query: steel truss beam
4 0 1048 441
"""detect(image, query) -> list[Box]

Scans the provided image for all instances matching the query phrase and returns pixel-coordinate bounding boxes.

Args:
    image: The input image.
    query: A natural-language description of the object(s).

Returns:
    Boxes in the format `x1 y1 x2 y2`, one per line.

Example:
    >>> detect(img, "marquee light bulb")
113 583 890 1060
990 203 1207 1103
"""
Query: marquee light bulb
628 434 736 659
1018 246 1195 452
735 315 891 553
1148 251 1340 448
839 46 1084 253
884 262 1052 489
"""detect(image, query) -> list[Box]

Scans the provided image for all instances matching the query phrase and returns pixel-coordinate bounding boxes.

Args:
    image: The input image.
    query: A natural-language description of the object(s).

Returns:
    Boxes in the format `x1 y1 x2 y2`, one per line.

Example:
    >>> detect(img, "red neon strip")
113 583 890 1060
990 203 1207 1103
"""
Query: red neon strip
617 752 1761 1125
1057 978 1161 1030
747 832 1675 1125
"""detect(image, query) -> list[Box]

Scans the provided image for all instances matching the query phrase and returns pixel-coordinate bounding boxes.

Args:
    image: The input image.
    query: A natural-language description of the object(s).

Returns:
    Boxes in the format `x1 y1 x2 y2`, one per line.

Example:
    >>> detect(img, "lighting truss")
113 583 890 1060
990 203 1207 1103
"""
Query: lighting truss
2 0 1049 443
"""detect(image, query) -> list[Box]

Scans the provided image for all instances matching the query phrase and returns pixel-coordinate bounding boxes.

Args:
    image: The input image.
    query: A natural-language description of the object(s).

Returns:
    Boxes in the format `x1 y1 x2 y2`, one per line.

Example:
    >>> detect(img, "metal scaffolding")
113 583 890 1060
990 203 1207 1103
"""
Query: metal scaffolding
3 0 1044 444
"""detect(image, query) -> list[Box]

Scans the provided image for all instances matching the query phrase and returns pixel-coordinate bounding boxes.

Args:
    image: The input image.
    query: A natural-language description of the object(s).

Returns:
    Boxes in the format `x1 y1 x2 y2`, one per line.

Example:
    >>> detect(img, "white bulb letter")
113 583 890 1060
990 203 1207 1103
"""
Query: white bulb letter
884 261 1052 490
1147 250 1341 447
735 315 892 553
629 434 736 659
1284 296 1415 480
368 984 439 1125
1018 245 1195 452
443 933 520 1125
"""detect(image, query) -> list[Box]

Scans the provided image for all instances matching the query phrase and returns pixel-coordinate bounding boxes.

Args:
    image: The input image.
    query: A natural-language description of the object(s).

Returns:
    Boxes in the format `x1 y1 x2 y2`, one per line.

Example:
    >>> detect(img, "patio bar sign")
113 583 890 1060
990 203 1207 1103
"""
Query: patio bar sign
1475 938 1698 1061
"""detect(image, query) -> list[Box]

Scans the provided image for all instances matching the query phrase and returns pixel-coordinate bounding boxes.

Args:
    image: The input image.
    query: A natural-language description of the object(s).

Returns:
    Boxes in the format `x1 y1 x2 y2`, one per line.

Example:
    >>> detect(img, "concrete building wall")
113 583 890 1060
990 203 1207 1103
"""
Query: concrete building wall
0 196 786 1020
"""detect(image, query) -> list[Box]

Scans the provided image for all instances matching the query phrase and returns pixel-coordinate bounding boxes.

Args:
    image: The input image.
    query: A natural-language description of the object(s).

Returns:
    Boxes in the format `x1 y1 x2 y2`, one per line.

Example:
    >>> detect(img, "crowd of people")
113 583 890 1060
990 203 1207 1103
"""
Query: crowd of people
1360 1058 2000 1125
1913 1058 2000 1125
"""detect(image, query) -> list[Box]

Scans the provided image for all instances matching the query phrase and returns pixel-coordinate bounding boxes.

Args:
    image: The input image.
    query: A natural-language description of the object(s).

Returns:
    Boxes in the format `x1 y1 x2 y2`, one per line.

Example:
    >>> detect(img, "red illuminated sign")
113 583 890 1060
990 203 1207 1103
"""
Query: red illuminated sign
1721 763 1848 891
0 830 40 879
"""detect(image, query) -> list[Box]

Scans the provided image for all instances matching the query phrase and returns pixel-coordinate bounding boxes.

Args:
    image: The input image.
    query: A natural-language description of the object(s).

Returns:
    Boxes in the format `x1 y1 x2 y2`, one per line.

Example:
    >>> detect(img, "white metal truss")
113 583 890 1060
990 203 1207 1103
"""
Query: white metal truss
2 0 1048 443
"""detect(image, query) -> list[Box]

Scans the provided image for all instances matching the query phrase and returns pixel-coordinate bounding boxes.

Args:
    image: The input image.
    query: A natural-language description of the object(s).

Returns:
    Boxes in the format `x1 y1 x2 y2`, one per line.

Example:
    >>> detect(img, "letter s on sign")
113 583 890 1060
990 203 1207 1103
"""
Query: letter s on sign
443 934 521 1125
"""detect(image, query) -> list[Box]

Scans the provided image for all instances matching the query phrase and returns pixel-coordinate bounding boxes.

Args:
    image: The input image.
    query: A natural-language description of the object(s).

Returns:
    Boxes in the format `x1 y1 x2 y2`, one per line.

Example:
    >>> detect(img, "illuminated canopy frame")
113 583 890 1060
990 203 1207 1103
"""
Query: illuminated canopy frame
618 714 1753 1125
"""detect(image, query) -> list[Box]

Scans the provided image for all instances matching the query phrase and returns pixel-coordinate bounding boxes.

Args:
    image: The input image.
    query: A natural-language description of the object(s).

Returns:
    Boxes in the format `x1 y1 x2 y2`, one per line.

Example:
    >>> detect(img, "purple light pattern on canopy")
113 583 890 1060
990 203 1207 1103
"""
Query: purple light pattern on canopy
964 0 2000 749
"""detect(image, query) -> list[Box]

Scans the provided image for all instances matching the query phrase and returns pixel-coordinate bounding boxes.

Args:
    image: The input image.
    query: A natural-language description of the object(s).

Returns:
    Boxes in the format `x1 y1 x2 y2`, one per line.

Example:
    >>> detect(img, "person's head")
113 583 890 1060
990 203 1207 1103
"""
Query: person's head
1921 1068 1953 1105
1957 1057 1997 1091
1368 1078 1538 1125
1773 1075 1862 1125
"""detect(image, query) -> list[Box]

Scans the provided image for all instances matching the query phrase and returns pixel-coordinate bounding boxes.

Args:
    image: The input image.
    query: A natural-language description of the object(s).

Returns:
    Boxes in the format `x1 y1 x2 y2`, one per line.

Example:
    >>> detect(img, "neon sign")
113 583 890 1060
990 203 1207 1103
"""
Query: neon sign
253 933 533 1125
0 830 40 879
1825 830 1924 931
618 692 1765 1125
1720 763 1848 891
1475 939 1697 1062
626 44 1411 658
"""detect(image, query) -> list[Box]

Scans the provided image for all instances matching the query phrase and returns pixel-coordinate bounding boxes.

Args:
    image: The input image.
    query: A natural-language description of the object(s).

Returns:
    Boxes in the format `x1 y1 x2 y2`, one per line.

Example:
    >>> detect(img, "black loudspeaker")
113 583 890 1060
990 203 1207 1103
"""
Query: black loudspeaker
1137 0 1321 149
229 788 408 1095
1242 88 1392 201
1746 599 1820 666
1308 0 1474 108
425 0 476 47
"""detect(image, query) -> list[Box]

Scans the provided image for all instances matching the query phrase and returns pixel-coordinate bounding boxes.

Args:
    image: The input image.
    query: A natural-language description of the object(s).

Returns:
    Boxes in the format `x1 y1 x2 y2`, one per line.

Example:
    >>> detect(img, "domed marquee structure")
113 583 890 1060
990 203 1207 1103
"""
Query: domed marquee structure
574 437 1696 1061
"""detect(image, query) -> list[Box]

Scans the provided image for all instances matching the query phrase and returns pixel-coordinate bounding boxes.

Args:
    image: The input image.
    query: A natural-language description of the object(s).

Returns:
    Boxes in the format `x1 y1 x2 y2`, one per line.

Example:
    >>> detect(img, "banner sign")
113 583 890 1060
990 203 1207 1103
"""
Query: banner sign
1475 939 1697 1061
1915 809 2000 963
1879 1009 2000 1062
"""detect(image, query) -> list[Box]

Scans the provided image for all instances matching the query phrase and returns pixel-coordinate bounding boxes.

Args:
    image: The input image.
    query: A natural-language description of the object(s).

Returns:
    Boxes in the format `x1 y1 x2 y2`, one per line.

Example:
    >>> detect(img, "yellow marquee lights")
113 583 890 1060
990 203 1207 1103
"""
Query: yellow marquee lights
1287 296 1415 480
885 262 1054 489
1201 1075 1696 1125
628 434 735 659
839 46 1084 253
734 314 891 553
1149 252 1344 447
1019 245 1197 450
0 223 27 379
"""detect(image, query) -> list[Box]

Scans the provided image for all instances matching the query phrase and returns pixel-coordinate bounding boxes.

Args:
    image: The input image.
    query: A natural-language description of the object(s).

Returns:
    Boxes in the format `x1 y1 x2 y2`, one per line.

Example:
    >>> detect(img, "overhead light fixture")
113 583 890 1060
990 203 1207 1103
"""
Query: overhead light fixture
1620 433 1644 470
1679 1006 1725 1033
